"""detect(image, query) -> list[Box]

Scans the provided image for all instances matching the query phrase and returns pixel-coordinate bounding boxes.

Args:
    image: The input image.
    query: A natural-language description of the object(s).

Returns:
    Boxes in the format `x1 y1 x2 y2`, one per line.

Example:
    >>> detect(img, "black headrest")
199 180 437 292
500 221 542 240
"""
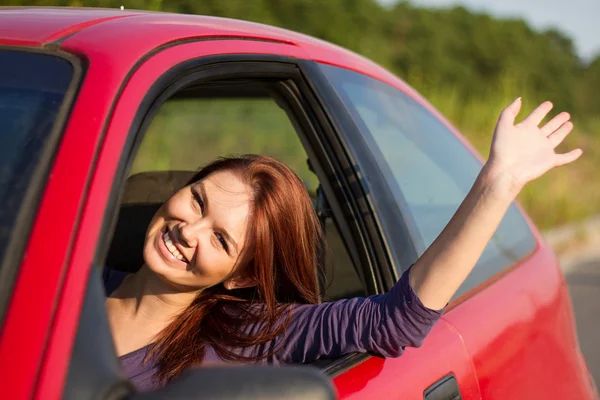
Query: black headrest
105 171 196 273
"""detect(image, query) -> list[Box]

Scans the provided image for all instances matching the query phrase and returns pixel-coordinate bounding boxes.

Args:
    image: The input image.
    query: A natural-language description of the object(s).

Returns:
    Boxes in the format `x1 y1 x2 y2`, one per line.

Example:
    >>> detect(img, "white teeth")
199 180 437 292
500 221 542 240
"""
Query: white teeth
163 232 185 262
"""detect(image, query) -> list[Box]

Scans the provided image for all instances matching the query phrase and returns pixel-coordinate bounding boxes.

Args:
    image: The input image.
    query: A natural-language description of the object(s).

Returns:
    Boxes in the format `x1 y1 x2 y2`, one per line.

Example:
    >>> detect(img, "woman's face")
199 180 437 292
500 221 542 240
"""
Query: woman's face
143 170 252 291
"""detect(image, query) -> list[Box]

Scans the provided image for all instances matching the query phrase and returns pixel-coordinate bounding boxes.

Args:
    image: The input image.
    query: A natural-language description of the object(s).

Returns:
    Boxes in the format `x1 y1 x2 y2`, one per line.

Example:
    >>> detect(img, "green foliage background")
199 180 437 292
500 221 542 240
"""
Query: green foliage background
6 0 600 229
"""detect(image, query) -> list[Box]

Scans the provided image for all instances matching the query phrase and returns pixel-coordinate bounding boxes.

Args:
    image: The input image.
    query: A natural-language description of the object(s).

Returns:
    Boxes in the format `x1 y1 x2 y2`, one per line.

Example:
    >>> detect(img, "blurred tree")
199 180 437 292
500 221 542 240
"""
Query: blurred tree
580 56 600 118
387 3 583 113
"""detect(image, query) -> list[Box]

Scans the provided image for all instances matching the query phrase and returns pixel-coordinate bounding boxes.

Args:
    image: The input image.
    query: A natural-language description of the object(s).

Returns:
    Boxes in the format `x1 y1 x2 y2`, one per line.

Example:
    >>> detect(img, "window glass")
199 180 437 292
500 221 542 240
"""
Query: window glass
125 93 363 299
131 97 318 191
0 51 73 269
320 64 536 296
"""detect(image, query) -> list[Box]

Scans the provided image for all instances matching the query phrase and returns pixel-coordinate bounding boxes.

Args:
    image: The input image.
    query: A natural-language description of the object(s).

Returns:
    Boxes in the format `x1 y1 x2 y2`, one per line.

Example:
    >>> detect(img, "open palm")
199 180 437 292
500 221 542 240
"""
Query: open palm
488 98 582 192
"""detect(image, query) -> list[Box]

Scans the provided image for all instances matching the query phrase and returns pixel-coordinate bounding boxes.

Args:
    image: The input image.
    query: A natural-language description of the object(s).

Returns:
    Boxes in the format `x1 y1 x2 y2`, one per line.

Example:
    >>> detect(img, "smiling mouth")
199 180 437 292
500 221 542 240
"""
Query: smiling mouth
162 231 188 263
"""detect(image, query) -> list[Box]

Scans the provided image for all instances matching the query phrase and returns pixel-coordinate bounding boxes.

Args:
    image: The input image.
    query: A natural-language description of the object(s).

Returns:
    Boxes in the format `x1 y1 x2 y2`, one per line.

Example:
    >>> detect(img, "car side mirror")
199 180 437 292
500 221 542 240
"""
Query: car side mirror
131 365 337 400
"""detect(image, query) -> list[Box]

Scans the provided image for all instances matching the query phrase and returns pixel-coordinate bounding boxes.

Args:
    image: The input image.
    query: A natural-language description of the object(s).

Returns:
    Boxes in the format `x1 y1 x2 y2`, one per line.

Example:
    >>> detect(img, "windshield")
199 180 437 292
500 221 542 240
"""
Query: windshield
0 50 73 272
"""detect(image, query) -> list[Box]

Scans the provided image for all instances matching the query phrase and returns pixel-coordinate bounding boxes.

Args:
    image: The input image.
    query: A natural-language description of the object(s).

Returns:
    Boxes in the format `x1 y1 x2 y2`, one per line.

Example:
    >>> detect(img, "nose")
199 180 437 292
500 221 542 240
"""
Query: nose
175 219 208 248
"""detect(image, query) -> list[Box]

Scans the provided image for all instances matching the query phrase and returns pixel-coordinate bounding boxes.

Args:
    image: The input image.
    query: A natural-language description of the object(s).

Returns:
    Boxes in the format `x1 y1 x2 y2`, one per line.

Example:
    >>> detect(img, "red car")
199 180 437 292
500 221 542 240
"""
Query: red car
0 7 597 400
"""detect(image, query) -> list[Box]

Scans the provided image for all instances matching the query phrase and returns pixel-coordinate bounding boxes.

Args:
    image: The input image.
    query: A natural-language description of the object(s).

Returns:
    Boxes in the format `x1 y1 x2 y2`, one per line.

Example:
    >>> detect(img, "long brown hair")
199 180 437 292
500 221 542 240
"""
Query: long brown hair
149 155 323 383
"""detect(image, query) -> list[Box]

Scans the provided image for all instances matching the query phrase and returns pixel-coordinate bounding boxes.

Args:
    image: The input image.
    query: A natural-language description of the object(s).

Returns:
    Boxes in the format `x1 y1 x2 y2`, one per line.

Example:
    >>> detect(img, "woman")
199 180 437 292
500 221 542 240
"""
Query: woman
105 98 580 390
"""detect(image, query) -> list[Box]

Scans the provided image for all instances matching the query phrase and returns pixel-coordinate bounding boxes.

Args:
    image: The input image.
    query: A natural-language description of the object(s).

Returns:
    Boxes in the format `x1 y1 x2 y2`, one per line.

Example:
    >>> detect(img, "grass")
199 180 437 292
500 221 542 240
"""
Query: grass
423 80 600 231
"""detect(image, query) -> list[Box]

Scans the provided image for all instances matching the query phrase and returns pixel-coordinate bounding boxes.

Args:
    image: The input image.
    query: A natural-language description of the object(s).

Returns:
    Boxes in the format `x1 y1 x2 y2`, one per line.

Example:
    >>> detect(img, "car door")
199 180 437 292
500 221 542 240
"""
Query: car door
314 62 597 399
30 34 394 398
28 38 308 399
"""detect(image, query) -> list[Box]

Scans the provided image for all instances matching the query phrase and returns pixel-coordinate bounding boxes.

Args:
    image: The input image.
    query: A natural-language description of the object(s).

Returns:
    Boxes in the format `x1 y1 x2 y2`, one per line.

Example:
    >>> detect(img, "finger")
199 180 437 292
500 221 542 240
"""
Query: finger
554 148 583 167
523 101 553 127
498 97 522 128
541 112 570 136
548 121 574 148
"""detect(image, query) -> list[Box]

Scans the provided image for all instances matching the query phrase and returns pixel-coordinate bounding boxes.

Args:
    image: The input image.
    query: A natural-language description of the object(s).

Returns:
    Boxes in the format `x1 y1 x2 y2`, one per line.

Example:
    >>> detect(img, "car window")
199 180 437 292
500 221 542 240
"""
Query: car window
0 50 73 271
126 94 364 300
319 64 536 297
131 97 318 190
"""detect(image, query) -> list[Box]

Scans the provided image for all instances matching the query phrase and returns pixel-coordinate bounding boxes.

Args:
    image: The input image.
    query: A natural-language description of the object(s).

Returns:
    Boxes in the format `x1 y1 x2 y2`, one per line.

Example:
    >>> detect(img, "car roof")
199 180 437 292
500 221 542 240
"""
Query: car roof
0 7 134 45
0 7 407 89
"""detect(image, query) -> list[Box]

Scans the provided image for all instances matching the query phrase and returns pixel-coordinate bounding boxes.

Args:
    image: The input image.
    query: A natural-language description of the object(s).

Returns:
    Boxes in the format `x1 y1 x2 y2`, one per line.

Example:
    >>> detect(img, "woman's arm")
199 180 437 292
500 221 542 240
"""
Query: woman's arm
275 268 443 363
409 98 582 310
267 99 580 364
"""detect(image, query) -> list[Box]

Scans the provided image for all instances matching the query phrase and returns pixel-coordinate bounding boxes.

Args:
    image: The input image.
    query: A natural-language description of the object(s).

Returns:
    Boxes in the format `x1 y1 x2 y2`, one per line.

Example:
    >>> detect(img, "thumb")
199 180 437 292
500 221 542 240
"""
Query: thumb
554 148 583 167
498 97 522 128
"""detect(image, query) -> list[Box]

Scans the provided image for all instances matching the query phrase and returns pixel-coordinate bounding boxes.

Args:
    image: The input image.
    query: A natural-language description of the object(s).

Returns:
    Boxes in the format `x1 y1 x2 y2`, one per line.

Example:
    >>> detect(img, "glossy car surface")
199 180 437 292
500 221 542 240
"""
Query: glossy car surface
0 7 597 400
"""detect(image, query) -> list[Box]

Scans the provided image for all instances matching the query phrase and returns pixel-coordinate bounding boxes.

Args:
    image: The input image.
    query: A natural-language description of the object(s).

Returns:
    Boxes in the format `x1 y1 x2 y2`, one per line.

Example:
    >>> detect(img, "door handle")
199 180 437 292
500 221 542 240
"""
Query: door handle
424 374 462 400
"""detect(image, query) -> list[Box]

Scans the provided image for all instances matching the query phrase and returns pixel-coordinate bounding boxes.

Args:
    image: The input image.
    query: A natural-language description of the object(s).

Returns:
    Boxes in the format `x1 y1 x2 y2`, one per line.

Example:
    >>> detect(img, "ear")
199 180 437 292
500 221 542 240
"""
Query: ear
223 275 256 291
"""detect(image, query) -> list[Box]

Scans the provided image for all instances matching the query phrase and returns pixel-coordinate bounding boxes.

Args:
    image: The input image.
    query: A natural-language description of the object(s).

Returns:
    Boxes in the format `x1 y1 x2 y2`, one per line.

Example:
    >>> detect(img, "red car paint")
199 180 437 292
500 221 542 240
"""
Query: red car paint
0 7 596 400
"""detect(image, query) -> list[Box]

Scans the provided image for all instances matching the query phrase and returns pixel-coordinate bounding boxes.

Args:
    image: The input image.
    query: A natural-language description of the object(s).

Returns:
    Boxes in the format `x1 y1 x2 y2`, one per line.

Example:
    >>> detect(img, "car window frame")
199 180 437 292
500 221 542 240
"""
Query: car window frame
67 52 395 393
0 46 84 328
95 57 377 292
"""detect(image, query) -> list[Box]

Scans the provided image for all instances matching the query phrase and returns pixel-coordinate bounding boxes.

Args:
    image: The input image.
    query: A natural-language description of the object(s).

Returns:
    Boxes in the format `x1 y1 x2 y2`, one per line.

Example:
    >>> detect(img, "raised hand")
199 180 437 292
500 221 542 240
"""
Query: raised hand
486 98 583 195
410 98 583 309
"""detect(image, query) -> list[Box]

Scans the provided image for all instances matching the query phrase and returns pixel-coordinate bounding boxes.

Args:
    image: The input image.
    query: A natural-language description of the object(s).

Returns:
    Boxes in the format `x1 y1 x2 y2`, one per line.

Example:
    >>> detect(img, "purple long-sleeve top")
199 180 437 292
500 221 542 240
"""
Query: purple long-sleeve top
103 267 444 391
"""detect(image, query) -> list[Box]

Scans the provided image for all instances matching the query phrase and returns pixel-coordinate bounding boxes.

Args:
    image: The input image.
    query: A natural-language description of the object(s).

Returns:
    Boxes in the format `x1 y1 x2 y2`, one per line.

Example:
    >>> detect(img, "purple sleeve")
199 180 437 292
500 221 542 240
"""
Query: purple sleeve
274 266 444 363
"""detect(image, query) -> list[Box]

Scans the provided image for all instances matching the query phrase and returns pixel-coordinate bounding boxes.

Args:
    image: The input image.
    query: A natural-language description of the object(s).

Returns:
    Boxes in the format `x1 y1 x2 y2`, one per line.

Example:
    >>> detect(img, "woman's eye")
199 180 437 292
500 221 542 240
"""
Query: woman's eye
215 233 228 252
192 190 204 214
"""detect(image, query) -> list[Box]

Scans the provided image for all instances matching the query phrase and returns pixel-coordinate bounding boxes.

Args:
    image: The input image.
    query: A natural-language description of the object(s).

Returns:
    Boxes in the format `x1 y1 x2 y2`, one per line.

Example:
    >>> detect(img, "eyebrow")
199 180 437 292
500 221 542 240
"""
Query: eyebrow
194 181 239 256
